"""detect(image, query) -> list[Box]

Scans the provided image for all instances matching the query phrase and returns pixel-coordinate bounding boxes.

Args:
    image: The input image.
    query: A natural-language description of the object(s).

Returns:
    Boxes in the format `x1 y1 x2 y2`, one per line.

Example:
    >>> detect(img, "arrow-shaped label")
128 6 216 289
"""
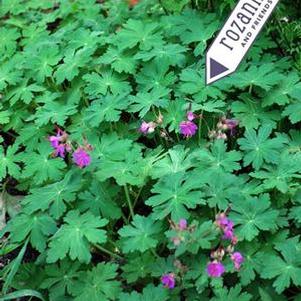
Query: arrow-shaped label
206 0 280 85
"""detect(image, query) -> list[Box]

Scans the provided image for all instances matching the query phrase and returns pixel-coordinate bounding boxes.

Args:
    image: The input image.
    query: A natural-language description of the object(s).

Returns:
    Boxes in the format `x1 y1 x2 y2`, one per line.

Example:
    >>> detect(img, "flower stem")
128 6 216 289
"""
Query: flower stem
93 244 123 260
248 84 253 94
124 184 134 220
198 110 203 145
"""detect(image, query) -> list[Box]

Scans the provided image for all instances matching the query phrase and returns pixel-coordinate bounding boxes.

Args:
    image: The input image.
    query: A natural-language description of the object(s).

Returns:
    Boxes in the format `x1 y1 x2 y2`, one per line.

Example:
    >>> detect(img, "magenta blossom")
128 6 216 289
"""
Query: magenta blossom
178 219 187 230
54 144 66 158
139 121 156 134
49 129 68 158
187 111 196 121
206 261 225 278
231 252 244 270
72 148 91 168
216 214 235 240
49 135 60 148
161 273 175 289
139 121 150 134
224 119 238 136
179 121 198 138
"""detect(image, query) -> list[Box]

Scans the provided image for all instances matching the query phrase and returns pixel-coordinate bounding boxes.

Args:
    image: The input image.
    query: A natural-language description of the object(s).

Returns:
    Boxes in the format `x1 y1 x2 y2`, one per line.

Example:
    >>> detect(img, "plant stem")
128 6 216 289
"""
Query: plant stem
151 248 160 258
93 244 123 260
133 186 143 208
124 184 134 219
198 110 203 145
248 84 253 94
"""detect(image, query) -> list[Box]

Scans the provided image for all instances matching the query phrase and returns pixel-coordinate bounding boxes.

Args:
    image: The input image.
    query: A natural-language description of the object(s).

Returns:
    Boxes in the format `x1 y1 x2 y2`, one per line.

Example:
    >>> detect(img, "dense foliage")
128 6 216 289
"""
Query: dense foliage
0 0 301 300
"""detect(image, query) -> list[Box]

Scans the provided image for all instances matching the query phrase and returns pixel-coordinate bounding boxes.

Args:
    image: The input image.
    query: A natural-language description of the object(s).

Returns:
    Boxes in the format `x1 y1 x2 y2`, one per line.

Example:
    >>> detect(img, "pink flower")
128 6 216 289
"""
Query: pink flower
139 121 156 134
54 144 66 158
49 128 68 158
49 135 60 148
178 219 187 230
171 236 181 246
223 228 234 240
139 121 150 134
231 252 244 270
72 148 91 168
187 111 196 121
216 214 229 227
216 213 235 240
161 273 175 289
223 118 238 136
206 261 225 278
179 121 198 138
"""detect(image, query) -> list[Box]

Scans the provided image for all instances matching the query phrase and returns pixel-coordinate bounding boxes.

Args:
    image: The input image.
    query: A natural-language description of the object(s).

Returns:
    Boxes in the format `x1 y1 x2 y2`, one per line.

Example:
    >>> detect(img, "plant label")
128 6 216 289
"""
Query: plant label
206 0 280 85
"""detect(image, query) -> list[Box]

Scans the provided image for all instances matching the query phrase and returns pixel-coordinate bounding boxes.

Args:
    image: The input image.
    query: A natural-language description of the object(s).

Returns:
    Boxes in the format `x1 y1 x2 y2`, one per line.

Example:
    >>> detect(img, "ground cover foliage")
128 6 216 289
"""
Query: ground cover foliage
0 0 301 300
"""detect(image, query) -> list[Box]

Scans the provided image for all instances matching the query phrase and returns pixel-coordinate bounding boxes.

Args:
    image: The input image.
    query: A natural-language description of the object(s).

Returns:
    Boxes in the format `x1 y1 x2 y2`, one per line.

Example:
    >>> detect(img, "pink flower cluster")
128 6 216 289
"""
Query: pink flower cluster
170 218 189 246
179 111 198 138
209 117 238 140
161 273 175 289
216 213 237 244
139 121 157 134
206 211 244 278
49 128 70 158
48 128 92 168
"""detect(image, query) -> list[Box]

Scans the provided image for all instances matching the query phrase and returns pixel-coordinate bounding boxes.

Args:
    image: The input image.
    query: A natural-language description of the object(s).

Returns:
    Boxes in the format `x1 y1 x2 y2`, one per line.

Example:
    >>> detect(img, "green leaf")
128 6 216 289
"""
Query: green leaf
0 289 46 301
78 179 121 219
84 93 128 126
6 212 57 252
282 101 301 124
20 142 66 184
211 285 252 301
30 101 77 126
202 173 242 210
238 125 287 170
262 72 301 107
47 210 107 263
250 153 301 193
98 47 137 74
231 94 281 129
73 263 121 301
261 240 301 293
129 87 169 118
23 171 81 218
196 140 242 175
40 260 83 300
25 46 61 83
121 253 154 283
54 48 93 84
0 27 20 58
179 67 224 102
83 70 131 96
230 194 279 241
134 43 186 66
227 64 284 90
146 172 204 220
150 145 197 179
136 60 175 92
114 19 163 51
0 144 21 180
0 58 22 90
161 0 189 12
2 239 28 294
118 215 162 253
118 285 168 301
168 10 219 56
93 135 147 186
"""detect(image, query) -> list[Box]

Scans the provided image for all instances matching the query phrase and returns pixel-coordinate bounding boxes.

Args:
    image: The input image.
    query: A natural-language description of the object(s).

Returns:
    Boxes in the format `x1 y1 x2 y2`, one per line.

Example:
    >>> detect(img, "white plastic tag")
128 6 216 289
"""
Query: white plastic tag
206 0 280 85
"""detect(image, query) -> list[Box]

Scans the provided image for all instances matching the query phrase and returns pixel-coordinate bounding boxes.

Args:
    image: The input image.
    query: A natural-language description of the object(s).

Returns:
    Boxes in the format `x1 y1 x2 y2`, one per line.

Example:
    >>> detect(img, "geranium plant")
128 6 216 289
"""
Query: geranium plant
0 0 301 300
